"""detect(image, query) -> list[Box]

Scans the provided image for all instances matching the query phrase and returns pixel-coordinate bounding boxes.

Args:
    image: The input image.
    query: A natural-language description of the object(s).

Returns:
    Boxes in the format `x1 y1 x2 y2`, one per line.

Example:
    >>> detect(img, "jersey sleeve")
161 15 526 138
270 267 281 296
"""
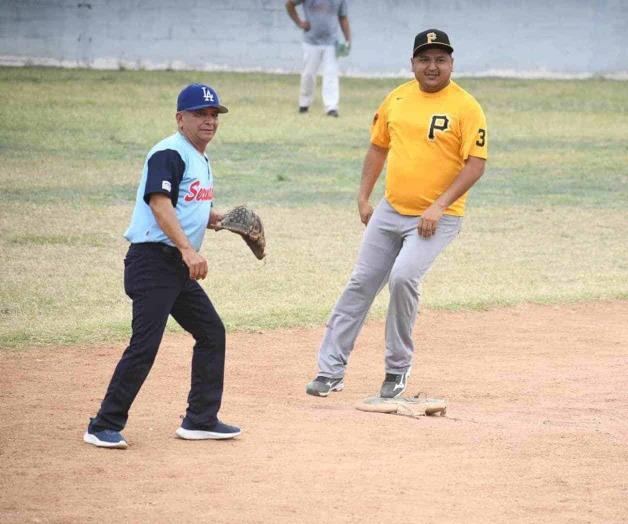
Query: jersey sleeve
460 99 488 160
338 0 348 16
370 94 392 149
143 149 186 206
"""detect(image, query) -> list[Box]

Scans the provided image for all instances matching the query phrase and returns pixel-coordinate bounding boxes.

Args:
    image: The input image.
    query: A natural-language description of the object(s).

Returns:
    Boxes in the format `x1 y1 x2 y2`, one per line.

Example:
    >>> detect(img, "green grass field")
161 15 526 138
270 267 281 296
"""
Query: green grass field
0 67 626 348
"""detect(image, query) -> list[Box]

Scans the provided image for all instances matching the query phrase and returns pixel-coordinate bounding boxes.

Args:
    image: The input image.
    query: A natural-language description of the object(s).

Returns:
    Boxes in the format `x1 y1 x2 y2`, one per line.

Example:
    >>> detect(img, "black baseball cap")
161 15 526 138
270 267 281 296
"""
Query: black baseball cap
413 29 454 56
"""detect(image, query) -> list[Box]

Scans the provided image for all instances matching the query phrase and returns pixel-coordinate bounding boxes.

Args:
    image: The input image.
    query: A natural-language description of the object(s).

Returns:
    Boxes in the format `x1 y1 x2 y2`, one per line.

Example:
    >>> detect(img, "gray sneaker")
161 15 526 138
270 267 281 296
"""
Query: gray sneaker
379 370 410 398
306 375 344 397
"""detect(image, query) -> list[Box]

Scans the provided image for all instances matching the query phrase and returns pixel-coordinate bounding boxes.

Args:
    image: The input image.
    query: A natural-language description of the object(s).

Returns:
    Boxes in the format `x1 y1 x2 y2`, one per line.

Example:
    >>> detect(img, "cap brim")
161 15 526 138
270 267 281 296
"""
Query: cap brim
413 43 454 56
181 103 229 114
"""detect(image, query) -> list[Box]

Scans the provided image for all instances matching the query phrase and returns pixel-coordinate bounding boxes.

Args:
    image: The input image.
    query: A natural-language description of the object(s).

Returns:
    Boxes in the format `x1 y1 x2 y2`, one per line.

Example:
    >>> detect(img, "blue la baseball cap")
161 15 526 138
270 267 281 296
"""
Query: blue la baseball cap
177 83 229 113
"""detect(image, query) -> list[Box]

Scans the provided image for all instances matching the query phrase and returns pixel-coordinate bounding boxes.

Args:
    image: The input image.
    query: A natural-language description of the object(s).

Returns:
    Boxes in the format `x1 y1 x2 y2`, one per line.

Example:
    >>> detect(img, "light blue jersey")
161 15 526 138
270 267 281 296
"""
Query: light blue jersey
124 132 214 252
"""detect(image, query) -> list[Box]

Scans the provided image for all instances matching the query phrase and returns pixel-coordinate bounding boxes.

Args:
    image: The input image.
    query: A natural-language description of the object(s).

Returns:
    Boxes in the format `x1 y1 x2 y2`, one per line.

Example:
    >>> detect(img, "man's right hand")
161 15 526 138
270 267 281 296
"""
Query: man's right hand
358 199 374 226
300 20 311 31
180 247 208 280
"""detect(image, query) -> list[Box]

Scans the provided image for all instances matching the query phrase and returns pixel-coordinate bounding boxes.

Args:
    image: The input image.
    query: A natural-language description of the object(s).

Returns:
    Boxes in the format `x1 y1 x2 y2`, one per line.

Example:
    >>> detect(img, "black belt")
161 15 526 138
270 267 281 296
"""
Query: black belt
130 242 180 257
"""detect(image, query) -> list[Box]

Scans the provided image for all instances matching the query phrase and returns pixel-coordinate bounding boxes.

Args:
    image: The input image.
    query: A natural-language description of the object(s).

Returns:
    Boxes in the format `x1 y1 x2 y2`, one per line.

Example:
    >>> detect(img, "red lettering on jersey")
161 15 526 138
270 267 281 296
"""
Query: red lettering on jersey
184 180 214 202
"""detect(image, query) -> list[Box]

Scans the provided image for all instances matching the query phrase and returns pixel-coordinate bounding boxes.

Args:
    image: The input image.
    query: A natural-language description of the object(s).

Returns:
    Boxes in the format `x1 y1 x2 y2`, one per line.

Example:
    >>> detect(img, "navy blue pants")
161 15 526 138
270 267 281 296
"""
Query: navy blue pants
90 242 225 432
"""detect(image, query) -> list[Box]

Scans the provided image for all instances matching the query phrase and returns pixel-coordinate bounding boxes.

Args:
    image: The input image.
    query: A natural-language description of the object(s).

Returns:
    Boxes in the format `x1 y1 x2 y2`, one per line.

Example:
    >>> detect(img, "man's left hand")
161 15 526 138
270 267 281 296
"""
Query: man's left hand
208 209 224 230
418 203 445 238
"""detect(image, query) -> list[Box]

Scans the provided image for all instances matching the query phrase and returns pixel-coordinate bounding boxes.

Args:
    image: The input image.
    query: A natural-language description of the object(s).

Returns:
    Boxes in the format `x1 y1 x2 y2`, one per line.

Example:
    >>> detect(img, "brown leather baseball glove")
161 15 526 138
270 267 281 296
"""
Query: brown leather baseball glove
218 205 266 260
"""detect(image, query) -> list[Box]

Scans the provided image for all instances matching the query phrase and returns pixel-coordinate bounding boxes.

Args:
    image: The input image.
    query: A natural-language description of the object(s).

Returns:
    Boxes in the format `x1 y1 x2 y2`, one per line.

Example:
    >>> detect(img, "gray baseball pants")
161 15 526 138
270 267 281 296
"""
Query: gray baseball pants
317 199 462 378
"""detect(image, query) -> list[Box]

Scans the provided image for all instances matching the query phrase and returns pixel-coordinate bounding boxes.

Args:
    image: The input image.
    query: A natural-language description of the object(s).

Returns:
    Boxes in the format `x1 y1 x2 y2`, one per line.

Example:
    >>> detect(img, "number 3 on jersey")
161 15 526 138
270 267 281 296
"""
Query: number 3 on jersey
476 128 486 147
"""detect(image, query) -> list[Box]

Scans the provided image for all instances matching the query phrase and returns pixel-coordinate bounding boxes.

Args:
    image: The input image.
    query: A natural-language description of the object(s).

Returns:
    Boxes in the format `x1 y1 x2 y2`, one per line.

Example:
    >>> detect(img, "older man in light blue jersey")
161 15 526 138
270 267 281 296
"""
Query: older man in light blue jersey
83 84 241 449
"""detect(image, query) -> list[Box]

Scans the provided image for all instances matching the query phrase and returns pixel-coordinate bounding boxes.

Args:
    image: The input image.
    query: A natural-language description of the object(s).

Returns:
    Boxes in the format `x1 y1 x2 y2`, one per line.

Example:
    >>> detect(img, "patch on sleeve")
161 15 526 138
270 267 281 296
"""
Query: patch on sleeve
162 180 172 192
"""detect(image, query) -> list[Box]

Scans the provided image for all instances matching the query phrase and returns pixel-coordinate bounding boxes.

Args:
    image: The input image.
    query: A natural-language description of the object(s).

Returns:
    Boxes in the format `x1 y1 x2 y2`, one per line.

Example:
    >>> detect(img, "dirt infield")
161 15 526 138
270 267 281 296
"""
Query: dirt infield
1 301 627 523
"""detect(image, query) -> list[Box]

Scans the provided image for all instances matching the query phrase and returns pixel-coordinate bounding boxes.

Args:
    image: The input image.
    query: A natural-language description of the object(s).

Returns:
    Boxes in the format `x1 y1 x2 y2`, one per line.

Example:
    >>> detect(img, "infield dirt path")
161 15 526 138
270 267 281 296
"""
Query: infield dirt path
1 301 627 523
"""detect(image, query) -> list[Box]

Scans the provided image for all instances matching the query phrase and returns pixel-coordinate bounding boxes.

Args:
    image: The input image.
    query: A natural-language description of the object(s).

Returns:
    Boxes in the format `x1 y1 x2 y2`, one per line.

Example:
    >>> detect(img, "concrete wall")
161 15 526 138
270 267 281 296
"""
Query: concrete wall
1 0 627 78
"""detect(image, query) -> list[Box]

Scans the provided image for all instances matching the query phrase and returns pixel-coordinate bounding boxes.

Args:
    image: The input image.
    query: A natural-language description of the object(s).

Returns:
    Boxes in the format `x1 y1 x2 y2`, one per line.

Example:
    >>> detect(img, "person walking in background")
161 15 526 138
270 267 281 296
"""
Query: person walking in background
306 29 488 398
286 0 351 117
83 83 241 448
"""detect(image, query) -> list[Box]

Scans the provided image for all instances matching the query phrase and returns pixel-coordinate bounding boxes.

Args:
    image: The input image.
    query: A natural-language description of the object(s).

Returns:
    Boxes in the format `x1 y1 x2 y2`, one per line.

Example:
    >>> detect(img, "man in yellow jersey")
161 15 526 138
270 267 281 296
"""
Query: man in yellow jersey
306 29 488 398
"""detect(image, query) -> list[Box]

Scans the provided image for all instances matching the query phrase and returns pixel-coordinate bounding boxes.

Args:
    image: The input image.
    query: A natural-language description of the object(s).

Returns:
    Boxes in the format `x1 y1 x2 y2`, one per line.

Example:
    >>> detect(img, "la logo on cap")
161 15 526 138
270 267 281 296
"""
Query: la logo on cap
201 87 214 102
177 83 229 113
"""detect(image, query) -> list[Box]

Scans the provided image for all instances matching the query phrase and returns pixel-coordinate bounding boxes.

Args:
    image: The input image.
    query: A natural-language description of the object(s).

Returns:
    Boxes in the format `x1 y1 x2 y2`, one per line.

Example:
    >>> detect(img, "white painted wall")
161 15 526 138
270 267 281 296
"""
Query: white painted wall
1 0 626 78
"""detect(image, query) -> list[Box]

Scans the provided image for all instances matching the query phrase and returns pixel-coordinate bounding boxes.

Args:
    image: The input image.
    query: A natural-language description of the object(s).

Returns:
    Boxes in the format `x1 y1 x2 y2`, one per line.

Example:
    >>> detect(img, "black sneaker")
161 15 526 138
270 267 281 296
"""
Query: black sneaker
299 106 309 113
327 109 339 117
306 375 344 397
379 370 410 398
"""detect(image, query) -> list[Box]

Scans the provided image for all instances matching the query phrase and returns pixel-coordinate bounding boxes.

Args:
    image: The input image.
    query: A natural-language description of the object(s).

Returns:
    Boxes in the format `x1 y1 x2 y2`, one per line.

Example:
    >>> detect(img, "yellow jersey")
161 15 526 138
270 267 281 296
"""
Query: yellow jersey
370 80 488 216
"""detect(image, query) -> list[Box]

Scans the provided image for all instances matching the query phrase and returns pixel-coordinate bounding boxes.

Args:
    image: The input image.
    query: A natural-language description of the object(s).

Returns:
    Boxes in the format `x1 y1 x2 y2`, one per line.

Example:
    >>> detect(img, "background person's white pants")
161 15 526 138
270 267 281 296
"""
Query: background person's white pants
299 42 339 112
